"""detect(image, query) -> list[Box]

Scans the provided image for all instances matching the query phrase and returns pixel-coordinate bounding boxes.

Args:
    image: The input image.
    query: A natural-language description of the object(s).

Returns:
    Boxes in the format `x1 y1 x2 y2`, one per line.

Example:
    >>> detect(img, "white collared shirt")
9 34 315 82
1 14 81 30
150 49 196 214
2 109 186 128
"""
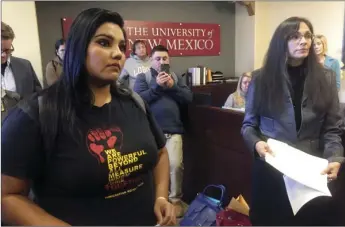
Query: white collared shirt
1 57 17 95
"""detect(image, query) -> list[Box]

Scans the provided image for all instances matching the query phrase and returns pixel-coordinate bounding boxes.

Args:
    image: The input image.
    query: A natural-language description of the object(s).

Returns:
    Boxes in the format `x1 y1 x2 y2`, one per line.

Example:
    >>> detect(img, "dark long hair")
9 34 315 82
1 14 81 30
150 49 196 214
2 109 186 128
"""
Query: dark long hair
40 8 129 151
253 17 331 116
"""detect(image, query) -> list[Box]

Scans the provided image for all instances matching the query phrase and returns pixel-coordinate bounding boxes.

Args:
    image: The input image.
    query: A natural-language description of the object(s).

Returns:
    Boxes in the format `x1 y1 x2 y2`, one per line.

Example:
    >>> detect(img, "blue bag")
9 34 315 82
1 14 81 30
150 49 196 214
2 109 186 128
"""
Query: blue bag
180 184 226 226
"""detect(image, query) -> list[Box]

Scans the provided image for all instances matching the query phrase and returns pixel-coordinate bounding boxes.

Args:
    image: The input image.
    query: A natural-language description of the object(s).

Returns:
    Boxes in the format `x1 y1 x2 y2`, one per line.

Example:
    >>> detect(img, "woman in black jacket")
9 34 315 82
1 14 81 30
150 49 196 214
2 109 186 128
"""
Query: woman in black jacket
242 17 344 226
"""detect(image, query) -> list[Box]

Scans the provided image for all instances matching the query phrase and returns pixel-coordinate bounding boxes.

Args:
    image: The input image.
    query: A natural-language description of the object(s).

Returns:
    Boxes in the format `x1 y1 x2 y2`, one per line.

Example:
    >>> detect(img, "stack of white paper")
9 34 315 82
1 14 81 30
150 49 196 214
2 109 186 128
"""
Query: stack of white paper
265 139 331 215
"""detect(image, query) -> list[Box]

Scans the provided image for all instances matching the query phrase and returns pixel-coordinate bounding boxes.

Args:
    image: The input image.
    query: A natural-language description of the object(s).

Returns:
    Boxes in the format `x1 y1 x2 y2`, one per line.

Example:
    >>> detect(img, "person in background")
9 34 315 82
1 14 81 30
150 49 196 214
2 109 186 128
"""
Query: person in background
134 45 193 217
223 72 251 109
1 21 41 98
242 17 344 225
44 38 65 88
314 34 341 90
118 39 151 89
1 8 176 226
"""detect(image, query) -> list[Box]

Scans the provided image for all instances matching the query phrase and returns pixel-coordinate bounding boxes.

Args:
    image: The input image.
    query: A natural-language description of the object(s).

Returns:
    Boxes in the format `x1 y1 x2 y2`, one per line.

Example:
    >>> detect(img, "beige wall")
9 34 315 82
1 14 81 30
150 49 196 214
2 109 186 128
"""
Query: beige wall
235 3 255 76
2 1 43 85
254 1 344 69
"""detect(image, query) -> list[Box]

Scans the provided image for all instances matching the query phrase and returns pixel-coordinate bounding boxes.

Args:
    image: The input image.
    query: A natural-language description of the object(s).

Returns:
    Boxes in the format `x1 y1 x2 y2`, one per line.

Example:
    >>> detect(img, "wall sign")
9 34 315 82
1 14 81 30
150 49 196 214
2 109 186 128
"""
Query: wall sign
61 18 221 57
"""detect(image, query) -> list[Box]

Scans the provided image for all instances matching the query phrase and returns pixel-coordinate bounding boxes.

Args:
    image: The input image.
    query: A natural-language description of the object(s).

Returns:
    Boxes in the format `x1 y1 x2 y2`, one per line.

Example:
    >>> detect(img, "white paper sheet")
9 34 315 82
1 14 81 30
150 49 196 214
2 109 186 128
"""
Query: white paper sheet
221 106 245 112
283 175 330 215
265 139 331 215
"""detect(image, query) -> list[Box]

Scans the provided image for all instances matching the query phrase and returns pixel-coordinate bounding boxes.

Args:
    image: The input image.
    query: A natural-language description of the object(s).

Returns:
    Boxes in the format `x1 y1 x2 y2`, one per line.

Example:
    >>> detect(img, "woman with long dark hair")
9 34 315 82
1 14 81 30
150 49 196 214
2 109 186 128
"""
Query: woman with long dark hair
1 8 176 226
242 17 344 225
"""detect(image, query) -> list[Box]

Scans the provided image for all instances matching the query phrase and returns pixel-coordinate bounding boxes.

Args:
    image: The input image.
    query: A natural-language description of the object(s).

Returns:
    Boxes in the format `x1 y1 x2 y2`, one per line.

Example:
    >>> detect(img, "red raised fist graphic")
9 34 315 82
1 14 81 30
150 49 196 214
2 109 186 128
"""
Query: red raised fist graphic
86 127 123 163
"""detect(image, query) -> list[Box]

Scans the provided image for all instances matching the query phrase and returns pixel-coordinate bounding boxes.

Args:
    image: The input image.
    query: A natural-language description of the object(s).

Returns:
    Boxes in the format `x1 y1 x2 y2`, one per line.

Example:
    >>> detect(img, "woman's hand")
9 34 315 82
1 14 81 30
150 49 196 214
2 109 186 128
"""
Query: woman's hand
321 162 341 182
255 141 274 158
154 197 176 226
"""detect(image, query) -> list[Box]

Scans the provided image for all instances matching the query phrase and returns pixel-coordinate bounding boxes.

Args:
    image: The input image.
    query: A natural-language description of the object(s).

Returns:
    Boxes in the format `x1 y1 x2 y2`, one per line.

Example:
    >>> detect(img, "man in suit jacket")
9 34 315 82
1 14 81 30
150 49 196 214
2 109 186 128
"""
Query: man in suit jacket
1 22 42 99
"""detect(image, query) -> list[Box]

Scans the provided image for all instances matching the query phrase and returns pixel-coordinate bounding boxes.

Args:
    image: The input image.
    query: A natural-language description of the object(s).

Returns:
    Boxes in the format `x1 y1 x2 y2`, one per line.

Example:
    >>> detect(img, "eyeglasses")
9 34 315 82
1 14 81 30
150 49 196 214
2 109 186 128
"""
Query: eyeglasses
288 32 314 43
1 45 15 55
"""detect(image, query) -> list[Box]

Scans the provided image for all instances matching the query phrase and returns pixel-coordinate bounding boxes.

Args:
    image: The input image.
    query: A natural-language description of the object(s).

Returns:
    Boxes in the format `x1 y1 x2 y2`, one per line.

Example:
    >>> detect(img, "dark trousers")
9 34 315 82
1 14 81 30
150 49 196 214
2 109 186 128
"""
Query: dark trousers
250 159 343 226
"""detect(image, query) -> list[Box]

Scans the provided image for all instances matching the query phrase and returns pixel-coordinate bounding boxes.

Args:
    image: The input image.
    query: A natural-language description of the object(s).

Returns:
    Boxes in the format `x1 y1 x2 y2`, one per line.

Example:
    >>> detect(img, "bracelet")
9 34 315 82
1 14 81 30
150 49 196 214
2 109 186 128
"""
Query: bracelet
156 196 168 201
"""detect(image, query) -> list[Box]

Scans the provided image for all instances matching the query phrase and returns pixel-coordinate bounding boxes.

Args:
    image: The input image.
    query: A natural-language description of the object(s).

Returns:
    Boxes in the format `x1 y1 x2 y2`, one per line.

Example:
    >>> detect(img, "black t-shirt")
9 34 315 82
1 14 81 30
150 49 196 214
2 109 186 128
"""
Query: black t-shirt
288 65 306 132
1 93 166 226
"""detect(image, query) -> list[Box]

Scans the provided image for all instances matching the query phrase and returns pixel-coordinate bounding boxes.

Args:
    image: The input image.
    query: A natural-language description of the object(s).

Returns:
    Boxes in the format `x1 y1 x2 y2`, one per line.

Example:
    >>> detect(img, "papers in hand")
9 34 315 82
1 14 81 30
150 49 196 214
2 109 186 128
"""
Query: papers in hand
283 175 331 215
265 139 331 215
